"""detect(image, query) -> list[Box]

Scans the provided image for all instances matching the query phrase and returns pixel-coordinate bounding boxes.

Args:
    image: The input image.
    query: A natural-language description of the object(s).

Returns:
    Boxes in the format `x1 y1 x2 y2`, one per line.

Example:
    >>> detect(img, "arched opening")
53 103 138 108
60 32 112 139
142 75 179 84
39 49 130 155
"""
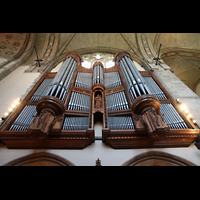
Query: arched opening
4 152 75 166
122 151 196 166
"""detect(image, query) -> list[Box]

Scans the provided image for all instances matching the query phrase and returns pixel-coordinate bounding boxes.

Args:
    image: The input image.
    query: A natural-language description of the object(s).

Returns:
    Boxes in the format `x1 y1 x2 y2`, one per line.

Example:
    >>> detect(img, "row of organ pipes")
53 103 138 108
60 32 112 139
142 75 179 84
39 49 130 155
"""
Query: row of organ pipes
104 71 122 90
9 105 37 131
75 72 92 90
68 92 90 111
63 116 89 130
106 91 129 111
108 116 134 130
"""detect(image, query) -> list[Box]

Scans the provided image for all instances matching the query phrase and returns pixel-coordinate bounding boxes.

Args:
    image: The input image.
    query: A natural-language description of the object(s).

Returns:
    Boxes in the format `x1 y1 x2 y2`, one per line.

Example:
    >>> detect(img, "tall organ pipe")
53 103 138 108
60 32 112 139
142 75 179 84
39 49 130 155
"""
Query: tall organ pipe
93 63 104 85
46 56 78 103
118 55 151 101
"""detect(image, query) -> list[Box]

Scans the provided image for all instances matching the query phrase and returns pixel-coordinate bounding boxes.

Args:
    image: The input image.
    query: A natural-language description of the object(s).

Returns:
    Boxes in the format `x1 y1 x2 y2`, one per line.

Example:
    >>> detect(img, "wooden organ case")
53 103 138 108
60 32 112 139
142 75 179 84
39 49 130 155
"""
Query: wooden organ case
0 51 199 149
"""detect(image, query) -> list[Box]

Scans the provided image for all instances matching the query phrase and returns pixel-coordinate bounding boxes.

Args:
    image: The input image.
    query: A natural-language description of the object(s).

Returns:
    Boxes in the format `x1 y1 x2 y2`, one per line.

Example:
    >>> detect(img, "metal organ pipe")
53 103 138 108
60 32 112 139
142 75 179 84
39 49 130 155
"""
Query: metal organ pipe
104 72 122 90
9 105 37 131
119 55 151 101
46 56 78 103
75 72 92 90
106 91 129 111
93 64 104 85
68 92 90 111
108 116 134 130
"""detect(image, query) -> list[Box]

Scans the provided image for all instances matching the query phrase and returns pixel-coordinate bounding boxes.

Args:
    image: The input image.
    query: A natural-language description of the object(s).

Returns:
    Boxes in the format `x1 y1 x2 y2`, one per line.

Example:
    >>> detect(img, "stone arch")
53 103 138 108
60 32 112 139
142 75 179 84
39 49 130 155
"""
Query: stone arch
47 47 147 72
122 151 196 166
4 152 75 166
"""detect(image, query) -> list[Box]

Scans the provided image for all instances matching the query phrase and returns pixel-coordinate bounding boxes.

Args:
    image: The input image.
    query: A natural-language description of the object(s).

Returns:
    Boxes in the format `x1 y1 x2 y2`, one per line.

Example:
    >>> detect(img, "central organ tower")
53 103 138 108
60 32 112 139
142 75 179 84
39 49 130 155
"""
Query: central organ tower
0 51 199 149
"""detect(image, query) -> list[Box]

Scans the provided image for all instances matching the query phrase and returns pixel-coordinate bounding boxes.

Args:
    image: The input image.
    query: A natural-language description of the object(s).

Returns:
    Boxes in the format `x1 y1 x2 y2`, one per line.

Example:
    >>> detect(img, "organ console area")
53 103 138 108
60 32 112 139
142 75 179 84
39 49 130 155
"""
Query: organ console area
0 51 199 149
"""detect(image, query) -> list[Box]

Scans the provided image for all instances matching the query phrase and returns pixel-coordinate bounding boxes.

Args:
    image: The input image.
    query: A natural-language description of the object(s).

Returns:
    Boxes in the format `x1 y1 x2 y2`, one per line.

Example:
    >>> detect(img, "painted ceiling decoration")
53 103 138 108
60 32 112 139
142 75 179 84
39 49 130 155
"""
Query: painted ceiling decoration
0 33 29 59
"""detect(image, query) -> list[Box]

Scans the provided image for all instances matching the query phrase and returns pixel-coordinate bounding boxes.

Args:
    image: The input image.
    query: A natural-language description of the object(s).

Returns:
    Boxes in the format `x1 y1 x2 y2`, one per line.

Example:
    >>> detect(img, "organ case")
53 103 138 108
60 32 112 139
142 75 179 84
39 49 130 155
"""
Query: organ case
0 50 199 149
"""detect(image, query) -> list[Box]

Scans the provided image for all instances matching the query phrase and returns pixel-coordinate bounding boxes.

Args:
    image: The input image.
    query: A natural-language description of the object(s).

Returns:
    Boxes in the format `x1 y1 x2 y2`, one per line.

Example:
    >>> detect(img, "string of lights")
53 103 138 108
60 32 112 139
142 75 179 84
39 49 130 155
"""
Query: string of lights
175 98 199 128
0 98 21 125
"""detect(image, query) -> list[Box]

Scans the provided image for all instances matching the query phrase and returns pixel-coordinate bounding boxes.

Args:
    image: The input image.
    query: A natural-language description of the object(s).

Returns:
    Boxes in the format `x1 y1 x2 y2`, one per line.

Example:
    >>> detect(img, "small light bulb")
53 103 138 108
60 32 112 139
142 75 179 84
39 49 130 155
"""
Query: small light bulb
180 104 186 110
12 104 16 108
8 108 13 112
193 119 197 124
188 114 192 119
5 112 8 116
185 110 189 114
176 98 180 102
15 100 19 104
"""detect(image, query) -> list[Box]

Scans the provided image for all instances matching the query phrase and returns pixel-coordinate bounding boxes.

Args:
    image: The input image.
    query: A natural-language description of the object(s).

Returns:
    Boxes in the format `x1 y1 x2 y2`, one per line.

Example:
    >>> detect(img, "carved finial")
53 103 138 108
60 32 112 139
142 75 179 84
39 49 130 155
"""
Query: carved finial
95 158 102 166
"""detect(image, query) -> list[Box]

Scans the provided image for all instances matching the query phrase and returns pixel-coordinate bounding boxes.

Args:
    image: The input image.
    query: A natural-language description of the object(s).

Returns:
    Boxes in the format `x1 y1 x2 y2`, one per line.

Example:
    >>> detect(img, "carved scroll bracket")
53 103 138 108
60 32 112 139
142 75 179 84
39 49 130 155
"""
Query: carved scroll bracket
27 96 65 141
132 94 170 138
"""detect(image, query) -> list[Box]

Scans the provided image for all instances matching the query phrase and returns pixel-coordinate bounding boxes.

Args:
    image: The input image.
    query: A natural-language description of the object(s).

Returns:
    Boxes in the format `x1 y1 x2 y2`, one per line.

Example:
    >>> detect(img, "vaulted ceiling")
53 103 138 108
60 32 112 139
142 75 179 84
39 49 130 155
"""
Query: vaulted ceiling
0 33 29 58
1 33 200 96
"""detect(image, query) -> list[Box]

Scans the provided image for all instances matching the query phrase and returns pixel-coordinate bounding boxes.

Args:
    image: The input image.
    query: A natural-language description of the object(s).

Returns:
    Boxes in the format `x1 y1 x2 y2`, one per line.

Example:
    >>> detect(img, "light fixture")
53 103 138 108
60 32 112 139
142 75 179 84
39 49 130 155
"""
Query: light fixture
15 100 19 104
176 99 199 126
193 119 197 124
188 114 192 119
180 104 186 110
2 98 21 120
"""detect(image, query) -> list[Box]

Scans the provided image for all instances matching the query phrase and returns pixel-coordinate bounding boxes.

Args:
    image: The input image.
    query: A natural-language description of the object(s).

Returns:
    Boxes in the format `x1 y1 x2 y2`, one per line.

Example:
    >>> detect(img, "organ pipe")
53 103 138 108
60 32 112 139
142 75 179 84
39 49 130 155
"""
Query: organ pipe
46 56 77 103
93 63 104 85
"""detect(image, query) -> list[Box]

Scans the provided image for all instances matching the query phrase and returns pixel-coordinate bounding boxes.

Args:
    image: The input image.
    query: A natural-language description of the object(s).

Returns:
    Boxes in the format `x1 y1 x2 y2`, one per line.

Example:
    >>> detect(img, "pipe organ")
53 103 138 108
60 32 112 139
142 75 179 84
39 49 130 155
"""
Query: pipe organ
0 50 199 149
